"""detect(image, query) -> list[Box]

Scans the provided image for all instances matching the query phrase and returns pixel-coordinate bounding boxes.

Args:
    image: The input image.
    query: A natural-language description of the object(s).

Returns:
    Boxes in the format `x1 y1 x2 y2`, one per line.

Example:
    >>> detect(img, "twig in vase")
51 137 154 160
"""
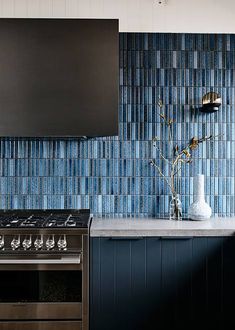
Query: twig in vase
150 99 221 219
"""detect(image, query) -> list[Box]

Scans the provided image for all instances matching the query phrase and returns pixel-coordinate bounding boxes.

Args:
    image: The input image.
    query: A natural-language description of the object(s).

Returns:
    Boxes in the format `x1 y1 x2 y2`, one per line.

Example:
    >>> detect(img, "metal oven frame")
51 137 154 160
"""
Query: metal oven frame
0 228 89 330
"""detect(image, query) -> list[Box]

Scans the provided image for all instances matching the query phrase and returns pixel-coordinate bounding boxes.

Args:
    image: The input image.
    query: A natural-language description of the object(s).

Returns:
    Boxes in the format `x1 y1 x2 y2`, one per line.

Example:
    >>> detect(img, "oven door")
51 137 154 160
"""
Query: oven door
0 253 82 320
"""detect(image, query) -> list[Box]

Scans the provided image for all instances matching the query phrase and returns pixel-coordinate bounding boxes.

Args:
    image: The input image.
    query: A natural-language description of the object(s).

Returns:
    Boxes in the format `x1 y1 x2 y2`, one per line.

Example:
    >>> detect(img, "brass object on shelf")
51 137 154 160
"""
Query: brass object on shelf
201 92 221 113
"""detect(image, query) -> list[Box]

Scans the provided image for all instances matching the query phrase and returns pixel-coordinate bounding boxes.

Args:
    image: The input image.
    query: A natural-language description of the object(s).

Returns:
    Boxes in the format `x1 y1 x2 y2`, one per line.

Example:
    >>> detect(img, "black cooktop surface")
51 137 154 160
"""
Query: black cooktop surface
0 209 91 228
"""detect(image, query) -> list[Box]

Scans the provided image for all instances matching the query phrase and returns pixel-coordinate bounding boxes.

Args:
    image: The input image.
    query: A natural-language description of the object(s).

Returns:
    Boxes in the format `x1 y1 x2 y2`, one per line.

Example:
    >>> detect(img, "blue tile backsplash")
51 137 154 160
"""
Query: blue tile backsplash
0 33 234 217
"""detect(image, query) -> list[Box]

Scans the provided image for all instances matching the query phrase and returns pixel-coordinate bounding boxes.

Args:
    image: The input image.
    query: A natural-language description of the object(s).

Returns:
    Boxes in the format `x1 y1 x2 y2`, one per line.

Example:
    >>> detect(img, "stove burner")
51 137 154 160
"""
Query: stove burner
0 210 90 228
68 216 87 228
46 214 70 227
0 215 29 228
20 214 50 227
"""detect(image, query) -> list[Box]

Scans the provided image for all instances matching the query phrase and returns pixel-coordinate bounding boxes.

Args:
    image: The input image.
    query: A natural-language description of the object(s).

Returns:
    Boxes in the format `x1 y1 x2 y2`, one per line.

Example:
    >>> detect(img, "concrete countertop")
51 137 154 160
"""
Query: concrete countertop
90 217 235 237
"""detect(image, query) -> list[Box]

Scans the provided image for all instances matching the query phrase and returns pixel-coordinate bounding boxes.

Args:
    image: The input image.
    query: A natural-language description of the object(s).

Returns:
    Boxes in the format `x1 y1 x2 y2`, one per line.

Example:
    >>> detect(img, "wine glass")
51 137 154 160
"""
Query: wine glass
0 235 4 250
46 235 55 250
57 235 67 251
34 235 43 250
22 235 32 250
11 235 21 250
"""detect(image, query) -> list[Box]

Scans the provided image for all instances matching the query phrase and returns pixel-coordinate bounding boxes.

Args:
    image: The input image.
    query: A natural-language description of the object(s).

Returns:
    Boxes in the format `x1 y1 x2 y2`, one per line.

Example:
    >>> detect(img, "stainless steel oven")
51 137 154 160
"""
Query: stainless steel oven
0 210 90 330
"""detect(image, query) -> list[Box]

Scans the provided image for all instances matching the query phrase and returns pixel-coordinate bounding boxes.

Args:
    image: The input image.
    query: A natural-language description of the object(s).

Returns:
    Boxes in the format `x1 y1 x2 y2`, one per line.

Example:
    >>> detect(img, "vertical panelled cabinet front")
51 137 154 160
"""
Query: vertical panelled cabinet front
90 236 234 330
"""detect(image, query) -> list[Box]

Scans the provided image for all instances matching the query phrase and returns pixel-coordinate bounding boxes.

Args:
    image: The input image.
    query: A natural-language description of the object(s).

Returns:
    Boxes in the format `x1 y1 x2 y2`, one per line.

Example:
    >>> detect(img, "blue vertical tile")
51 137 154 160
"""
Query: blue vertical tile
0 33 234 217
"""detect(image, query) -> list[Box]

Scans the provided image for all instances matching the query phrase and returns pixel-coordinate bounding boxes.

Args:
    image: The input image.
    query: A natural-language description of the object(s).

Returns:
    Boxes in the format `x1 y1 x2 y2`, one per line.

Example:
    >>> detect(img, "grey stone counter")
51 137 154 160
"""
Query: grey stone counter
90 217 235 237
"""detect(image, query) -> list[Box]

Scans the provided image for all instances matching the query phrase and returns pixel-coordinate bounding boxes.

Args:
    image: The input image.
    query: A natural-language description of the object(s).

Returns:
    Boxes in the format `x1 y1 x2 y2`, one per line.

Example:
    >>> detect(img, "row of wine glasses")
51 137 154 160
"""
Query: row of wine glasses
0 235 67 251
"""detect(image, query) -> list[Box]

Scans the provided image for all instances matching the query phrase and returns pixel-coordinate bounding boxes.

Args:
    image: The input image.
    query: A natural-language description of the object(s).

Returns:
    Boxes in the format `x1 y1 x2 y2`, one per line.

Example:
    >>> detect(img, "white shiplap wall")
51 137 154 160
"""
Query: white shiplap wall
0 0 235 33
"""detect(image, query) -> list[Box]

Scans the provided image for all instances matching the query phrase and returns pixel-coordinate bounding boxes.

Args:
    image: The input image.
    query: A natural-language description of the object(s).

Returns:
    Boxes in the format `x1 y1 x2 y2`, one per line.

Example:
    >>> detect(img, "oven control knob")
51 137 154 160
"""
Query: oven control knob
22 235 32 250
57 235 67 251
11 235 21 250
45 235 55 250
34 235 43 250
0 235 4 250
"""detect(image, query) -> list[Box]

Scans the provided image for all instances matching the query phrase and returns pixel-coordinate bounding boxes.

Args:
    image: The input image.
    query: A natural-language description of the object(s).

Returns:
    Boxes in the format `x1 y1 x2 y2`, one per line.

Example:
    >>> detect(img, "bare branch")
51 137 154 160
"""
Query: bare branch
151 98 221 198
150 160 172 190
153 143 169 163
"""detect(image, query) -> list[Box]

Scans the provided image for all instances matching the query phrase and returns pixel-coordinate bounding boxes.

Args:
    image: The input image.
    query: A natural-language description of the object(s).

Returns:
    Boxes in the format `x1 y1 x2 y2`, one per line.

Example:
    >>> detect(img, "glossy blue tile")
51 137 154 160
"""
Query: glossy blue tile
0 33 234 217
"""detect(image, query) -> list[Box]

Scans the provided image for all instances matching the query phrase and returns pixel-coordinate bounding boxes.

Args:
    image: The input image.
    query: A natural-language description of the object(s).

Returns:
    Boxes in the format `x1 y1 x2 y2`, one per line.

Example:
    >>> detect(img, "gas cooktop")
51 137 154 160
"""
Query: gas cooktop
0 209 91 228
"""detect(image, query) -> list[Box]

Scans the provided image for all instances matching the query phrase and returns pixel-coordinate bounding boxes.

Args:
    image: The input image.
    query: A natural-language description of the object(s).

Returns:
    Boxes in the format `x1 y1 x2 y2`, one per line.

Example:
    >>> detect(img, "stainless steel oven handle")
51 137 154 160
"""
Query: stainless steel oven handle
0 256 81 265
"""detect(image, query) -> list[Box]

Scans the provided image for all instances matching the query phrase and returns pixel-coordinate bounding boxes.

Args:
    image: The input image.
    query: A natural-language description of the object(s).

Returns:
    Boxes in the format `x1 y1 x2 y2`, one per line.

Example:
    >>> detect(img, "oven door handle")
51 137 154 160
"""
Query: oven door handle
0 255 81 265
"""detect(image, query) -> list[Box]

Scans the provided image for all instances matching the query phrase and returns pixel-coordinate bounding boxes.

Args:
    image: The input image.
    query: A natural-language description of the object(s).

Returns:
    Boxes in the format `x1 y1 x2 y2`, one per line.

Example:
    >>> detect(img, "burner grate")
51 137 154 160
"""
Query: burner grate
0 210 90 228
0 215 29 227
45 214 71 227
67 216 87 228
20 214 51 227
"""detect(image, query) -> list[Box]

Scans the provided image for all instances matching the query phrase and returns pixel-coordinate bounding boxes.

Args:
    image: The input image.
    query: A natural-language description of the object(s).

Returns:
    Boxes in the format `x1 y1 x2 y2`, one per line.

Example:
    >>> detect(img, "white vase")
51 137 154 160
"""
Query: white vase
188 174 212 221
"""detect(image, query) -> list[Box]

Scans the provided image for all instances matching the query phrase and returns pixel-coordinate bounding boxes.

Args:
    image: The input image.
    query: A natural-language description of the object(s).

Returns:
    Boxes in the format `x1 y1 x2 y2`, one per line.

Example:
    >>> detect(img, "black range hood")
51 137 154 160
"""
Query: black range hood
0 18 119 137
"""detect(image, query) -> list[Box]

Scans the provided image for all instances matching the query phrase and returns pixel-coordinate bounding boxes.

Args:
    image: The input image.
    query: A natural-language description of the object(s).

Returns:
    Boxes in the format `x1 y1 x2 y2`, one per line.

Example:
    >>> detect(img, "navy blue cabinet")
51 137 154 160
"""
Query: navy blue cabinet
90 236 231 330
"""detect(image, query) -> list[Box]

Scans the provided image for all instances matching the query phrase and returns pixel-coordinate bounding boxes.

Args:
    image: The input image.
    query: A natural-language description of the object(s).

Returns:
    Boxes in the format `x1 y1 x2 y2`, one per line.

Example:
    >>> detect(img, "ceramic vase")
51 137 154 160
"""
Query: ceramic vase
188 174 212 221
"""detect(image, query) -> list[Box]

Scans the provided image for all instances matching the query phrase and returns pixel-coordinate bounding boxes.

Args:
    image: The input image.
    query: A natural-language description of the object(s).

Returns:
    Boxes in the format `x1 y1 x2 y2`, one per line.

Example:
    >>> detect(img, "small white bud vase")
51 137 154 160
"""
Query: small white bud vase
188 174 212 221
